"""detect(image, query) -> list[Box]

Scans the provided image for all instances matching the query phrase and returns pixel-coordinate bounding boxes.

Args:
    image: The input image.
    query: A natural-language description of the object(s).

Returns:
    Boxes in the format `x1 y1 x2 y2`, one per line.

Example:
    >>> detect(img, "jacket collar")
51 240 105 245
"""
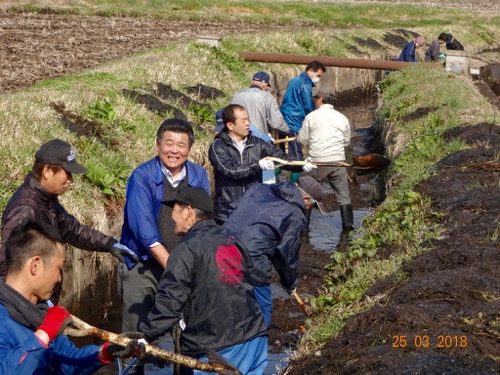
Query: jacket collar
26 172 58 204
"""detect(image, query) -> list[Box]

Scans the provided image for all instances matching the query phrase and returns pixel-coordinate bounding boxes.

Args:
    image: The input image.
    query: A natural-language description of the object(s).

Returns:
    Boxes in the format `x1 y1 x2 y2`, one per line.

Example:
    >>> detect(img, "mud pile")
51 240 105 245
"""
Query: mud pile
286 122 500 374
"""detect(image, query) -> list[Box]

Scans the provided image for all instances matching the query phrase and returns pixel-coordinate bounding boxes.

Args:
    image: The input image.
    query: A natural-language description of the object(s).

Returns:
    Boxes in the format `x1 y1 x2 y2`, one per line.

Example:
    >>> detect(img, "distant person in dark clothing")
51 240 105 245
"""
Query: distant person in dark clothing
438 32 464 51
397 35 426 62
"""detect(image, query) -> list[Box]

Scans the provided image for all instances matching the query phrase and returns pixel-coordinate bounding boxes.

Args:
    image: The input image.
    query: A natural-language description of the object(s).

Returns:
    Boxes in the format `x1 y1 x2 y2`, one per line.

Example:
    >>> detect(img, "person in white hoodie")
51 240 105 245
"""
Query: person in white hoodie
297 88 354 231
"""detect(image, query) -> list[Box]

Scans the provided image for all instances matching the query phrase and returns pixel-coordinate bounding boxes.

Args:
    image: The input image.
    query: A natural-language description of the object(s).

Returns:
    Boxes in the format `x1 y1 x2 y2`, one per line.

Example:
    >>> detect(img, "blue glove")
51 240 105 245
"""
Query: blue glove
110 243 139 264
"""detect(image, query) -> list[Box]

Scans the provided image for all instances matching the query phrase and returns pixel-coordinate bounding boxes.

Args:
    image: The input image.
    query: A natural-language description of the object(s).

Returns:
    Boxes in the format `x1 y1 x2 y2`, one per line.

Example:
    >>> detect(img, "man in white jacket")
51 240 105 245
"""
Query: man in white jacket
297 88 354 231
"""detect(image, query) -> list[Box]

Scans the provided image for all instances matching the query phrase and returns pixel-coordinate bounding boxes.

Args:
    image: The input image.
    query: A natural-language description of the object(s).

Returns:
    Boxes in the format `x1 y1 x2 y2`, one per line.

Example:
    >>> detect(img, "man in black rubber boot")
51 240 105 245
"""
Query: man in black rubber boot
340 204 354 232
297 88 354 232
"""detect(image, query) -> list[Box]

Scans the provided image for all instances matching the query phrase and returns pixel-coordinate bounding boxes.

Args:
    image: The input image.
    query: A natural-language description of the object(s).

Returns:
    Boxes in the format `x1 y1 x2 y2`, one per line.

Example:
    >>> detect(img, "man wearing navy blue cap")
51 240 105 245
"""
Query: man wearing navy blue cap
0 139 138 289
230 71 289 136
141 186 268 374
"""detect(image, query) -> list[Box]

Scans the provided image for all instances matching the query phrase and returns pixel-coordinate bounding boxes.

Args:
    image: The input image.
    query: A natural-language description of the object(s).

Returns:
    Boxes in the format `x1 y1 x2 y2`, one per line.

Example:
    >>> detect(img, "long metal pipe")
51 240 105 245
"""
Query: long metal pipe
239 51 442 71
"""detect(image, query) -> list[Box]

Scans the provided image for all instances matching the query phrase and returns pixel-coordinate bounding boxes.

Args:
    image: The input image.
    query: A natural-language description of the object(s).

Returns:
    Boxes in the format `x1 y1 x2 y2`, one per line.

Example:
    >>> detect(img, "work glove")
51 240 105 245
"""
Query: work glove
283 286 297 296
258 158 275 171
101 332 147 362
110 243 139 264
37 306 73 342
302 157 317 173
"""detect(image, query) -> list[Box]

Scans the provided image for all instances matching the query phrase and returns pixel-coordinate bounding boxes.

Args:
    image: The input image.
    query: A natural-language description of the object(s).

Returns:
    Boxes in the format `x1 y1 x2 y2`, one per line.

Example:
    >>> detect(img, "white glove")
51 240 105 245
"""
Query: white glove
302 157 317 173
259 158 275 171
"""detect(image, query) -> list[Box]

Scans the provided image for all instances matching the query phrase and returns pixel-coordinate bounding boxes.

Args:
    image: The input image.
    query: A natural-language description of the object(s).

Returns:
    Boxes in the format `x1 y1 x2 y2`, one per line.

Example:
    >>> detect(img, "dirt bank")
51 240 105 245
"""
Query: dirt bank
284 123 500 374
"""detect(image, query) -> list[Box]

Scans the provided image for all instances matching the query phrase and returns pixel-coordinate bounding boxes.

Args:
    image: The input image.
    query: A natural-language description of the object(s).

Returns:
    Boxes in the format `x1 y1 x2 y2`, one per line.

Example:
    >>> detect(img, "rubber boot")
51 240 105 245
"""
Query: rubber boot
340 204 354 232
290 171 302 183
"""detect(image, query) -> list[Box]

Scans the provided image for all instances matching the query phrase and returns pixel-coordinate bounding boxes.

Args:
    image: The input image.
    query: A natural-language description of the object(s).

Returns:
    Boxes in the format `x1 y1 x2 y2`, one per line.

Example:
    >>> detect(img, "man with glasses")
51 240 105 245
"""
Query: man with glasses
209 104 315 224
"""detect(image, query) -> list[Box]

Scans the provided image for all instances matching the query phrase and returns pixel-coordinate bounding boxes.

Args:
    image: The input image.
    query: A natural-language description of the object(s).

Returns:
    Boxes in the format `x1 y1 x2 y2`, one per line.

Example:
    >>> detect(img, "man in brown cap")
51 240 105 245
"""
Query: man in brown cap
0 139 138 279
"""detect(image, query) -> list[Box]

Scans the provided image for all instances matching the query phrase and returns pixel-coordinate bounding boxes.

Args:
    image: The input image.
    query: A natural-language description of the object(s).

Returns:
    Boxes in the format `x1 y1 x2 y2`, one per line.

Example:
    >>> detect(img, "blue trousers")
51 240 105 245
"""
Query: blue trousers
182 335 268 375
253 285 272 327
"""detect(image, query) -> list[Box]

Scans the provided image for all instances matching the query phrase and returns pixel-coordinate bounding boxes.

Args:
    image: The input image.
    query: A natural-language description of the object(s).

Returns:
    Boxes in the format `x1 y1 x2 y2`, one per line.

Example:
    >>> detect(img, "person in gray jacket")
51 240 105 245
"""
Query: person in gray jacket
230 71 289 136
425 37 444 62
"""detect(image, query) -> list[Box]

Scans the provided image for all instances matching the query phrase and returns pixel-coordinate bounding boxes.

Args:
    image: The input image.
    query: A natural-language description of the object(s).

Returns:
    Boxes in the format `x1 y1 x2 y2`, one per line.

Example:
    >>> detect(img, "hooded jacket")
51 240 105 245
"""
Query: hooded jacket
140 220 267 357
208 130 301 223
0 173 115 276
224 182 307 289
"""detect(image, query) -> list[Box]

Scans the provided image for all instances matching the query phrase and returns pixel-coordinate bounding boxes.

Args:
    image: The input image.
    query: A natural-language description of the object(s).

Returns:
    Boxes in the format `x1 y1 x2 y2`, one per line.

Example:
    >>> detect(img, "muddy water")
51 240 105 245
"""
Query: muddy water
87 87 382 375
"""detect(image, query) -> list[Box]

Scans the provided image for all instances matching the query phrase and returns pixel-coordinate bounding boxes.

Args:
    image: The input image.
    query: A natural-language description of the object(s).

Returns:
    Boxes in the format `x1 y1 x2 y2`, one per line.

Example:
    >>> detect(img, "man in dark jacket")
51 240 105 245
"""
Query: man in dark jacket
397 35 426 62
208 104 315 224
223 176 325 326
0 139 137 277
439 32 464 51
140 187 268 375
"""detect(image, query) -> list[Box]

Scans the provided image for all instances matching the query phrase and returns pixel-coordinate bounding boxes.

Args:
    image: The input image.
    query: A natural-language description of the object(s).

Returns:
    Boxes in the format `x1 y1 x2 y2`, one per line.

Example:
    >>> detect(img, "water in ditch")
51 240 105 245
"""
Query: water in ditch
86 85 385 375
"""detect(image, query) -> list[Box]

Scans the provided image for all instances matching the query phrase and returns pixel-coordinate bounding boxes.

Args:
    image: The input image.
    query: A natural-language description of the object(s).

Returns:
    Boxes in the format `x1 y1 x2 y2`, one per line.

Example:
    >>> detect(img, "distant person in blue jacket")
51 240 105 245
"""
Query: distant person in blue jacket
397 35 426 62
0 221 143 374
118 118 210 340
279 60 326 182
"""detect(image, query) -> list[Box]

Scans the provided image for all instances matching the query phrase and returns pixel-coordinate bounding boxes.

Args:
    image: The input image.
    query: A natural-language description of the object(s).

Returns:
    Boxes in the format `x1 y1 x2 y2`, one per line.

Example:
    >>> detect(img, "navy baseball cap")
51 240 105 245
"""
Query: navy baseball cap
35 139 87 174
163 186 213 213
252 71 271 86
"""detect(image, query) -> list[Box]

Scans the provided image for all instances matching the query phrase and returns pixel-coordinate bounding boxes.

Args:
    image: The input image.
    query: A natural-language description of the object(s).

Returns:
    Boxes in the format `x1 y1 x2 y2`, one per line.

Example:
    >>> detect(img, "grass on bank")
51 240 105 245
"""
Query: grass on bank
295 63 499 354
1 0 499 44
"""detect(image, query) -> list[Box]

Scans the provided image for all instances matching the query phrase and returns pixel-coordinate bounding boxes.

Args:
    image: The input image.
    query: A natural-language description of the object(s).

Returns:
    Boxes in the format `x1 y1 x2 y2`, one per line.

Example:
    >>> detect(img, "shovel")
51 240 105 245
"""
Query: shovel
265 153 390 174
65 315 242 375
292 290 313 317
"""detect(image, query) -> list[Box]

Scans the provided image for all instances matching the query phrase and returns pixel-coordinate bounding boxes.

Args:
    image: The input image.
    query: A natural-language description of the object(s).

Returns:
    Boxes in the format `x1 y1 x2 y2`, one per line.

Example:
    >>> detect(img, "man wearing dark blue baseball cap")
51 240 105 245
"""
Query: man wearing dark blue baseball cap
0 139 138 289
141 185 268 374
230 71 289 136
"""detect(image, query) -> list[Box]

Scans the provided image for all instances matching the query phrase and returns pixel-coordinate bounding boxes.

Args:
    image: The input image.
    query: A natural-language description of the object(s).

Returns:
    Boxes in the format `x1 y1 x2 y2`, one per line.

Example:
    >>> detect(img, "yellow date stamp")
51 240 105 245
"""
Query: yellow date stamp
392 335 468 349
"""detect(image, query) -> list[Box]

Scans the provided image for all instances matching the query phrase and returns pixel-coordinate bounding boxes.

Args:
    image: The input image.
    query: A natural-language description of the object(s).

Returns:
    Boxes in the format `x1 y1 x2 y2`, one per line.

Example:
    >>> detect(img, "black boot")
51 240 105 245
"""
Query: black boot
340 204 354 232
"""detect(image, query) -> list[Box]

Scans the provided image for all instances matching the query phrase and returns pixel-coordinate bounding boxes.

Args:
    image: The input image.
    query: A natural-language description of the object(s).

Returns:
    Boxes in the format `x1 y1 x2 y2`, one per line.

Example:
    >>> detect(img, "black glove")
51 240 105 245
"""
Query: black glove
283 286 297 296
101 332 147 361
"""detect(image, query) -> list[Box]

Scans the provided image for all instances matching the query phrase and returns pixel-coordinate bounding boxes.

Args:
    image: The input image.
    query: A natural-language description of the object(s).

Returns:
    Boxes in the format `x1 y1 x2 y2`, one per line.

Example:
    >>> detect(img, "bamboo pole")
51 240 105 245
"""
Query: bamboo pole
65 315 242 374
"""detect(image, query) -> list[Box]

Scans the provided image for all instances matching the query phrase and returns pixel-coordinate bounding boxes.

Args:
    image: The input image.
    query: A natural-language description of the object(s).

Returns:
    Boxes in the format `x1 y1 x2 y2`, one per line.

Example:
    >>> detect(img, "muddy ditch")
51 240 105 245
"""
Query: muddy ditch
283 119 500 375
70 84 385 375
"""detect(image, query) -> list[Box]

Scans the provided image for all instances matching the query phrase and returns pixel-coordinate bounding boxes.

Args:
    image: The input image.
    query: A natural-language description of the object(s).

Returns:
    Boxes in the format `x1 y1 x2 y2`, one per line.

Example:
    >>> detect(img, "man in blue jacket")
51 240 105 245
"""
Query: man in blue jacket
0 221 143 374
397 35 426 62
279 60 326 182
118 119 210 344
223 176 325 326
